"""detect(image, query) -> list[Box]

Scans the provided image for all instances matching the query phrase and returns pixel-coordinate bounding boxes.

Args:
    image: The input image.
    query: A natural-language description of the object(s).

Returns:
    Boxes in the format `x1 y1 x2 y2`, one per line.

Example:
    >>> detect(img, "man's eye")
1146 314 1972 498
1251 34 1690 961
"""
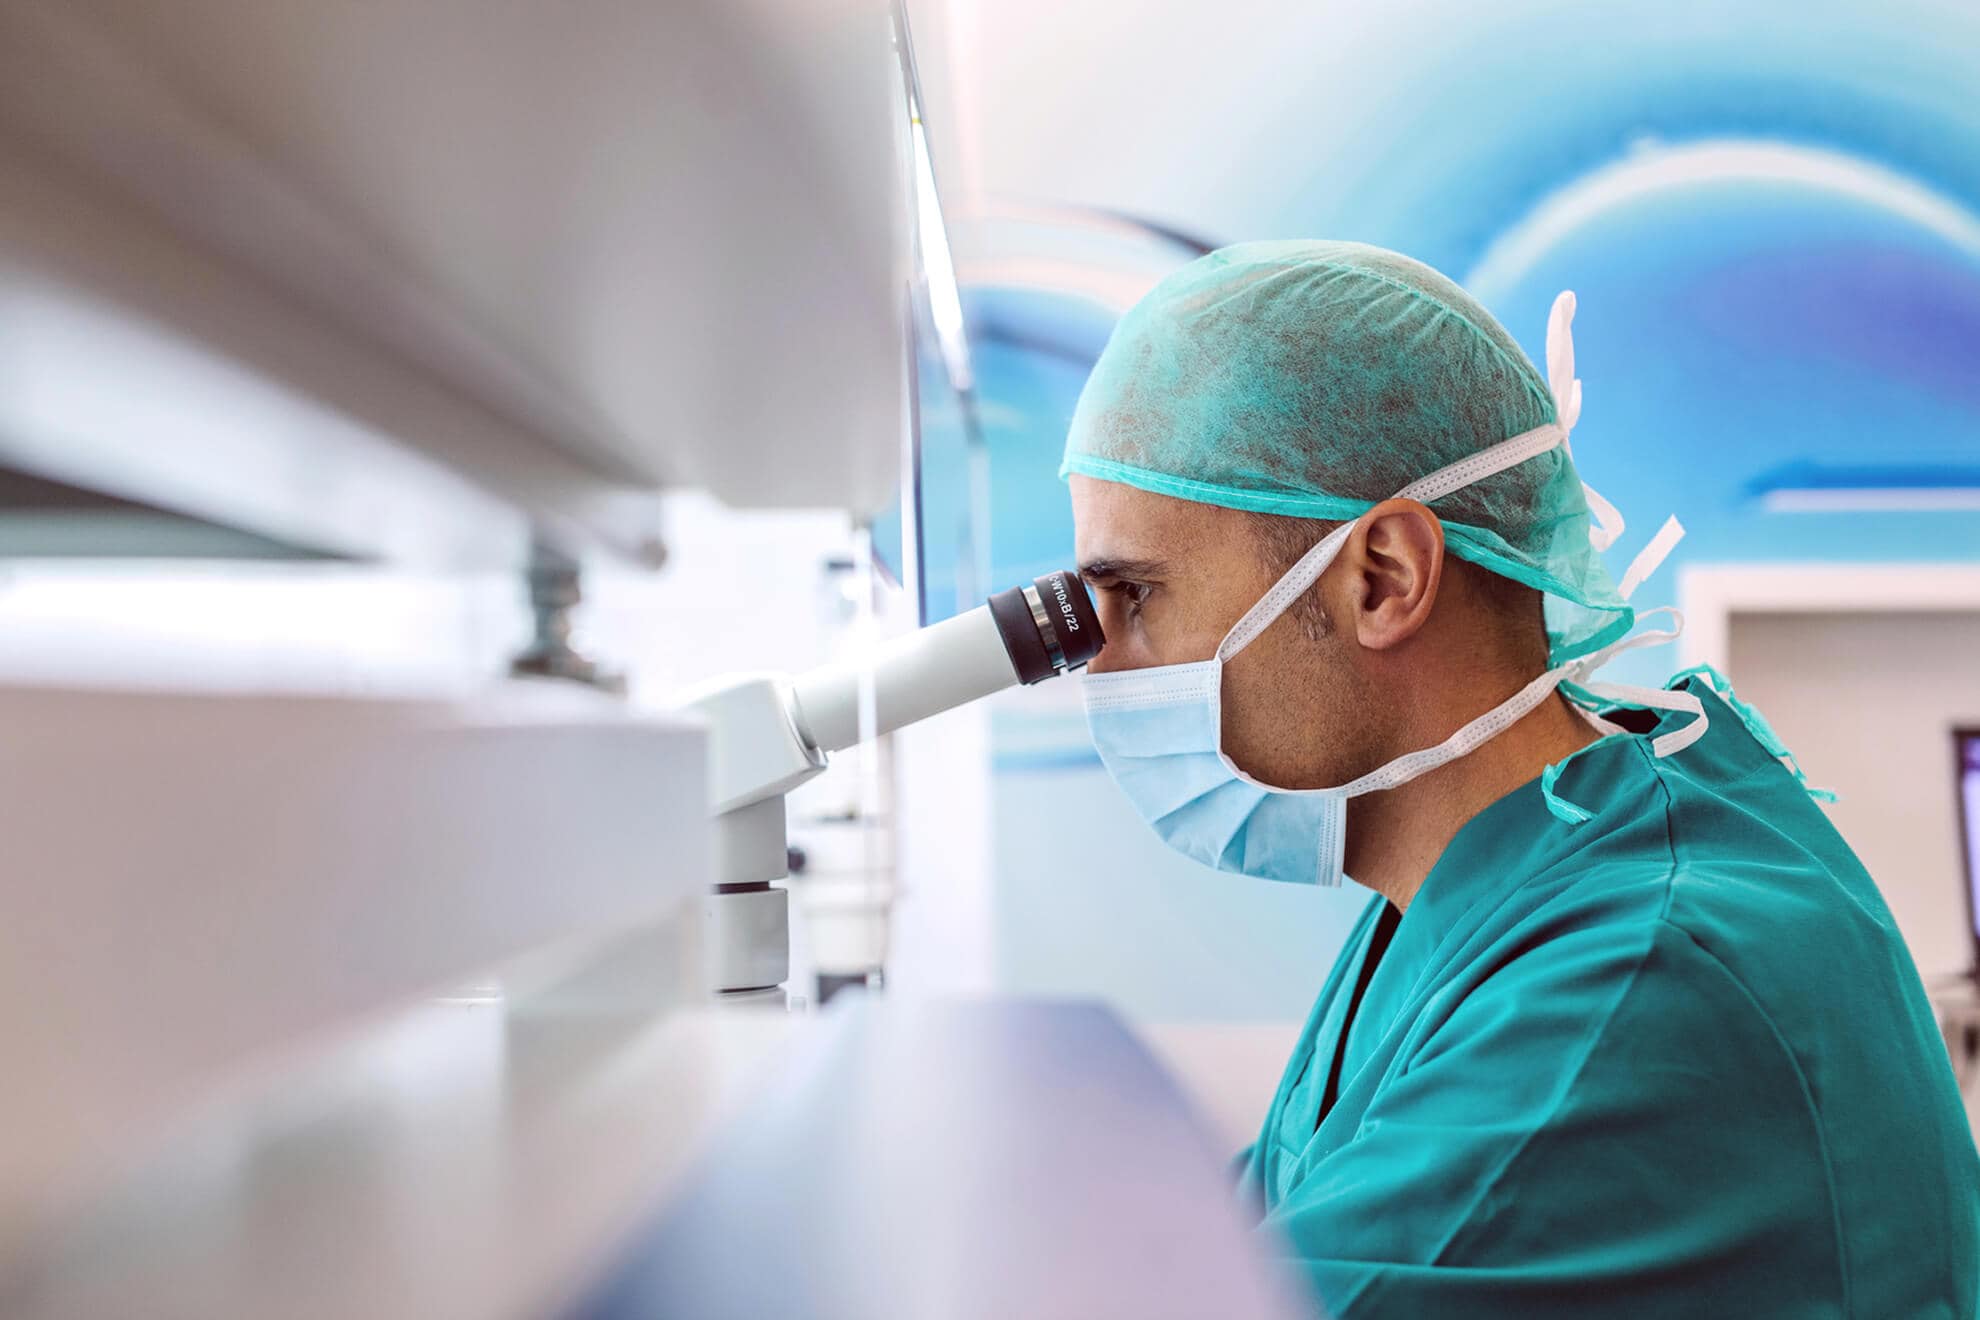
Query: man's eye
1091 578 1154 623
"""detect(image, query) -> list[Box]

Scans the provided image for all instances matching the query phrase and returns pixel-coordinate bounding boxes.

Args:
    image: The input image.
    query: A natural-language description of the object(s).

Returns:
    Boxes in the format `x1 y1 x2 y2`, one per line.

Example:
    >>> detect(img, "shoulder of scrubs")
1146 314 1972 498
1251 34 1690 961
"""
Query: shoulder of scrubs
1256 682 1979 1319
1628 682 1980 1319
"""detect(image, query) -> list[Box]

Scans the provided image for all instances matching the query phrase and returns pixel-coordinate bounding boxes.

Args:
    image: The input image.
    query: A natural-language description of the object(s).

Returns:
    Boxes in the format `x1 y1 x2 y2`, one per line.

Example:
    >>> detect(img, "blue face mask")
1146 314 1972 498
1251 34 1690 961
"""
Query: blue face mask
1081 654 1349 886
1079 423 1698 887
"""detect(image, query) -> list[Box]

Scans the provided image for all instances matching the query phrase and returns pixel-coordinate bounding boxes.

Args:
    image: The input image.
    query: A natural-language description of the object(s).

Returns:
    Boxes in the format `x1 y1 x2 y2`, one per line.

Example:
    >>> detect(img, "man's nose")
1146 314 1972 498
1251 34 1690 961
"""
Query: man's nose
1084 634 1133 675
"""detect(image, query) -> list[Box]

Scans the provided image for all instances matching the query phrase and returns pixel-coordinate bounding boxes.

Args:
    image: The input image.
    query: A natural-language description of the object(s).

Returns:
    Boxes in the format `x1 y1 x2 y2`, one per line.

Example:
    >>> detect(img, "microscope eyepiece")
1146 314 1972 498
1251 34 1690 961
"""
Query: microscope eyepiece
780 568 1106 756
986 570 1105 685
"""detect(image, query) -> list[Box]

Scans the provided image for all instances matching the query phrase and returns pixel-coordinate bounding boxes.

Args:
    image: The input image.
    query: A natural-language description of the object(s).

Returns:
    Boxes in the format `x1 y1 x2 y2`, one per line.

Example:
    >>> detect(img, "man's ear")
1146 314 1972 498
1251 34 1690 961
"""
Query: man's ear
1342 499 1445 651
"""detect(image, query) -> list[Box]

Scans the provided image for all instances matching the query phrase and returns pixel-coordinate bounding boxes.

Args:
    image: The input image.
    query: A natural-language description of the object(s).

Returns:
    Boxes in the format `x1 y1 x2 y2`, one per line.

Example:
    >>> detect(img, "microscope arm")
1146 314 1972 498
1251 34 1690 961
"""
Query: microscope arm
675 571 1102 996
682 576 1091 814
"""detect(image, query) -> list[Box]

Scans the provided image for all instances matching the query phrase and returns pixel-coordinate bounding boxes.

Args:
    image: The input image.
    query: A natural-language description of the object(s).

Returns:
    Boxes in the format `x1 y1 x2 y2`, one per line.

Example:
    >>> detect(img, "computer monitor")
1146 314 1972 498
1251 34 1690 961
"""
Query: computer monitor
1957 729 1980 980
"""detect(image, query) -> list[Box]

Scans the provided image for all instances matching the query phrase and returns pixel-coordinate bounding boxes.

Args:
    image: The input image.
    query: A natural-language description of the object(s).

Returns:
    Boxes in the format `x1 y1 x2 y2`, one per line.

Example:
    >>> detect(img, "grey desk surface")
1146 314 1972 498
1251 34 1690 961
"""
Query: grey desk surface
570 998 1310 1320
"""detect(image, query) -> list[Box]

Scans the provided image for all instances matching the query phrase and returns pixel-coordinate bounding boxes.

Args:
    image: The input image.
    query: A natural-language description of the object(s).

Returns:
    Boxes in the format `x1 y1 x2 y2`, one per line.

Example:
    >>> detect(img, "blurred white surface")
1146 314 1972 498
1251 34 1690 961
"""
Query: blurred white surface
0 681 708 1252
0 0 908 561
3 986 797 1320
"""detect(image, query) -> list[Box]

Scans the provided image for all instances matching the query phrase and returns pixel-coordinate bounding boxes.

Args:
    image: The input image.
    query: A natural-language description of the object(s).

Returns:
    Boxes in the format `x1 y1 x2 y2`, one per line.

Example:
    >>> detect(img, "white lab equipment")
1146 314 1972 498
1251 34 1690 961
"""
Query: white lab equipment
681 571 1104 1000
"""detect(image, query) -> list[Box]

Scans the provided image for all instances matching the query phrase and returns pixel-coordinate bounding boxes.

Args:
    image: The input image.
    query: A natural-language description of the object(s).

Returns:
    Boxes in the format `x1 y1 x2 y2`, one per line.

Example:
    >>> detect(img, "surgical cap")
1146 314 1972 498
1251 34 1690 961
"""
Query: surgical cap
1061 240 1633 664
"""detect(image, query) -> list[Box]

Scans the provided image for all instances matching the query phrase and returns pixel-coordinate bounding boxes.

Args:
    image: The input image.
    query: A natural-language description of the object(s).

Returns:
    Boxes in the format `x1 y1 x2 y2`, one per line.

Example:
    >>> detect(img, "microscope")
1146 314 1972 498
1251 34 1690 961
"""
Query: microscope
679 569 1103 1001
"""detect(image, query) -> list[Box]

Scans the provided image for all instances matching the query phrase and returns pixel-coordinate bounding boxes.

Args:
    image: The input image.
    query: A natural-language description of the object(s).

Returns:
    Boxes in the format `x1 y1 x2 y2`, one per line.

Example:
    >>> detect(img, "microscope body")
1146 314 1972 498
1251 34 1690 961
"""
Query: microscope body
679 573 1101 1000
682 675 820 998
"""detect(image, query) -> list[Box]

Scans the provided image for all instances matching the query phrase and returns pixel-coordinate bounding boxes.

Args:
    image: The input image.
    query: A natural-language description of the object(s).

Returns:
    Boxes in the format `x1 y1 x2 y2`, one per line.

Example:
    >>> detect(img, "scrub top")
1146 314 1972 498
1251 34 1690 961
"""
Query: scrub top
1239 678 1980 1318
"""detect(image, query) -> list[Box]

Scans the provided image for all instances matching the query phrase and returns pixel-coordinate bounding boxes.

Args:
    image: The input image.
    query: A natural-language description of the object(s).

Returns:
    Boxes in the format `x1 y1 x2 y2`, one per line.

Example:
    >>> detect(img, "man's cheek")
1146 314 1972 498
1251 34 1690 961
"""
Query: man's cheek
1095 599 1132 642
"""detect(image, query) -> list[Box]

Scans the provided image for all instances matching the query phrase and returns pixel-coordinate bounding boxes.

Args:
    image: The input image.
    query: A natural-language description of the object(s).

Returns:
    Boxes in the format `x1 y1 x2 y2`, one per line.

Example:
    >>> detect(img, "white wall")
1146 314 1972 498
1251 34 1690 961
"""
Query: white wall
1727 609 1980 978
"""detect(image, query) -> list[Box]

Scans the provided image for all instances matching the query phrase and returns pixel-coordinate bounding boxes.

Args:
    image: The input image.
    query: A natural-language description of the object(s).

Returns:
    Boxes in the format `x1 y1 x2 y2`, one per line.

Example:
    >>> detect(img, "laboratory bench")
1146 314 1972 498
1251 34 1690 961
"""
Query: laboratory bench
3 989 1305 1320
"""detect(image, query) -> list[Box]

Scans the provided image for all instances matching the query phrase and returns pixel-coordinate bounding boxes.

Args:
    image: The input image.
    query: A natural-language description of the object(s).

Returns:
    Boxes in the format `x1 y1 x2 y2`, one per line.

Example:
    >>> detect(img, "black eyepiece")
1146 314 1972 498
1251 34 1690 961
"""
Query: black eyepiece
986 569 1106 685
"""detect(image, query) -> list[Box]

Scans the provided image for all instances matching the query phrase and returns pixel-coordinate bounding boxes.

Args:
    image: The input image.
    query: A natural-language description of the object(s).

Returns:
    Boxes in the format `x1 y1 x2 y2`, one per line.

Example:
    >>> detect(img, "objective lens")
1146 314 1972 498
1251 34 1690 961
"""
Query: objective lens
986 569 1105 685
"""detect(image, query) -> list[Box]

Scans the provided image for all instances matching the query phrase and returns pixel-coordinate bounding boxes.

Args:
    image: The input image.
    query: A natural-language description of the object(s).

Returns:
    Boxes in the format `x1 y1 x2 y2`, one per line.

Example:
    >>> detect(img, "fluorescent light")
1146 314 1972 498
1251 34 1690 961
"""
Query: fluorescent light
911 117 972 393
1759 487 1980 513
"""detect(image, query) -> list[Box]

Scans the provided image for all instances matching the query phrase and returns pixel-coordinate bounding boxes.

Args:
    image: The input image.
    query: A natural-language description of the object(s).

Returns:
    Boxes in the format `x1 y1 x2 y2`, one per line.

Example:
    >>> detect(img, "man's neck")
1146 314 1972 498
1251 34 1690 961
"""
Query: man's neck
1342 690 1596 911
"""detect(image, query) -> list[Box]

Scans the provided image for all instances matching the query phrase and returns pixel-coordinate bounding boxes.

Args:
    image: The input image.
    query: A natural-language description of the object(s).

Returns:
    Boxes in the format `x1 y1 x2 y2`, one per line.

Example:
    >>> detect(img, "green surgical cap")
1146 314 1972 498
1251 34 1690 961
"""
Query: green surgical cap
1061 240 1634 664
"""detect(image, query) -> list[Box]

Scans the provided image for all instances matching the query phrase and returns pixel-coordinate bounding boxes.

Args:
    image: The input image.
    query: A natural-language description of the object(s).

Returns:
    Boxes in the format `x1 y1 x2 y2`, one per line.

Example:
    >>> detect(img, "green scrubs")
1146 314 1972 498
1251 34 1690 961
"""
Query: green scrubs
1240 679 1980 1317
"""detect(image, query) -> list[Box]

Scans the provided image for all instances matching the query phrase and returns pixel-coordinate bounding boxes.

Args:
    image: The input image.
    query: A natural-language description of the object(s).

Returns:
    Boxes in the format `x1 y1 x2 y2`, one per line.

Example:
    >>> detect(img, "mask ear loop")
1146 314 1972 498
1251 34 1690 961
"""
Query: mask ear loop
1210 422 1574 796
1211 294 1646 803
1252 603 1685 804
1215 520 1356 662
1213 421 1571 665
1212 294 1701 821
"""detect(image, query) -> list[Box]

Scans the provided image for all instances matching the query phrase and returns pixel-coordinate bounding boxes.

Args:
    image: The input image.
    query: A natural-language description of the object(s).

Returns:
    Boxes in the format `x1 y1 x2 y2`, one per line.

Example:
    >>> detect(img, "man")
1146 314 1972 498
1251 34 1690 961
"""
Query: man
1064 241 1979 1316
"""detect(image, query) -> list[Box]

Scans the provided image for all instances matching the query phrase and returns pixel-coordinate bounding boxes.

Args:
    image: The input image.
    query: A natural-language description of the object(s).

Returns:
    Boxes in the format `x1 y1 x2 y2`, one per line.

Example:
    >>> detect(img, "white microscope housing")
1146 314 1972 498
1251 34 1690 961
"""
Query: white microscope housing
680 569 1104 998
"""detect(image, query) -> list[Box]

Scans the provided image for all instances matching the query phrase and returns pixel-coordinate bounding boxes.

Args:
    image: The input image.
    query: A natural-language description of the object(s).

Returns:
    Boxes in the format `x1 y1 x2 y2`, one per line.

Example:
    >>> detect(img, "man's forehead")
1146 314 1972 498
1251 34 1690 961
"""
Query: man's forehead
1070 475 1226 565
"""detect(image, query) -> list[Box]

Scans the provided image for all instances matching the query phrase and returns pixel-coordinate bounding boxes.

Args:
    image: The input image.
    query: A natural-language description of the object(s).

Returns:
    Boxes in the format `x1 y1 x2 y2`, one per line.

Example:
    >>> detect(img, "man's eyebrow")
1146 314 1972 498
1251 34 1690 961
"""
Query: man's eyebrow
1078 556 1169 583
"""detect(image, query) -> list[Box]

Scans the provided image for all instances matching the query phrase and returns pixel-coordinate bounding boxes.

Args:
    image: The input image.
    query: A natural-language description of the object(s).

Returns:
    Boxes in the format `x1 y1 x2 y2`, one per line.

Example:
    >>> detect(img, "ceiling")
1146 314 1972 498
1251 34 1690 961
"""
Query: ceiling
909 0 1980 290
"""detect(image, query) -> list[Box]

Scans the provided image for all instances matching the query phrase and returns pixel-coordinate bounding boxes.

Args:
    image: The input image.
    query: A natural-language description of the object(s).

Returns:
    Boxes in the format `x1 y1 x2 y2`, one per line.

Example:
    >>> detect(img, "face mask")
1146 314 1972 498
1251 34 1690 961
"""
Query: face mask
1080 425 1699 888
